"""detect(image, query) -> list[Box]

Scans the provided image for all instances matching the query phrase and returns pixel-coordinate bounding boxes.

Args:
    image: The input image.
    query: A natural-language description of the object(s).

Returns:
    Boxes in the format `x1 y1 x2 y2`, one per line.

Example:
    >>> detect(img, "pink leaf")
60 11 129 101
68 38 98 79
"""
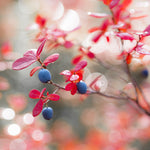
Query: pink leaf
70 74 79 81
36 39 46 57
143 24 150 37
64 41 74 48
116 32 134 41
24 50 36 58
43 53 59 66
74 60 87 72
30 66 42 77
32 99 43 117
12 57 36 70
39 88 46 98
29 89 41 99
109 0 120 9
72 55 83 65
65 83 74 91
88 12 110 18
47 94 60 101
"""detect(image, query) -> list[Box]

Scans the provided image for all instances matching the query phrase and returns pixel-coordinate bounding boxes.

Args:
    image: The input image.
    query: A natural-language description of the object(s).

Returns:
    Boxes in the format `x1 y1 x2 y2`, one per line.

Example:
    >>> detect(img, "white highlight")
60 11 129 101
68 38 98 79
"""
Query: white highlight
7 124 21 136
32 129 44 141
23 113 34 125
2 108 15 120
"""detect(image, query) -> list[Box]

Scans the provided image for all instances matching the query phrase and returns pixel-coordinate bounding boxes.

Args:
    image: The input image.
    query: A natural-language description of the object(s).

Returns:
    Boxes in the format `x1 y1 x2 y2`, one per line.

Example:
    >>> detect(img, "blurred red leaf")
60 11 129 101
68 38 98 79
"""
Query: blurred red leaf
1 42 12 56
30 66 42 77
72 55 83 65
92 33 102 43
143 24 150 37
43 53 59 66
29 89 41 99
116 32 134 41
32 99 43 117
47 94 60 101
64 41 74 48
109 0 120 9
87 51 95 59
101 0 112 5
65 83 74 91
36 39 46 57
74 60 87 72
126 53 132 64
35 14 46 28
121 0 132 10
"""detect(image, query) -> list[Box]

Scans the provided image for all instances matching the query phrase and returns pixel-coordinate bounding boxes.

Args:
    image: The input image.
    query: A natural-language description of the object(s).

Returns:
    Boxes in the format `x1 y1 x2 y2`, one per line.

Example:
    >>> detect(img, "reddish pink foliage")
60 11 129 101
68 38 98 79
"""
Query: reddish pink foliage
74 60 87 72
36 39 47 57
47 94 60 101
116 32 134 41
29 89 41 99
30 66 42 77
63 41 74 48
43 53 59 66
72 55 83 65
109 0 120 9
35 15 46 28
32 99 43 117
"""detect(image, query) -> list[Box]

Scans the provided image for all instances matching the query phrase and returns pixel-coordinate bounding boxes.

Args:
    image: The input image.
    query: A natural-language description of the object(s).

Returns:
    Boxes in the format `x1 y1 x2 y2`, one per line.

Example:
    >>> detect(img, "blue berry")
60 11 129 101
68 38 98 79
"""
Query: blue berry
141 69 149 78
77 81 87 94
38 69 51 83
42 107 53 120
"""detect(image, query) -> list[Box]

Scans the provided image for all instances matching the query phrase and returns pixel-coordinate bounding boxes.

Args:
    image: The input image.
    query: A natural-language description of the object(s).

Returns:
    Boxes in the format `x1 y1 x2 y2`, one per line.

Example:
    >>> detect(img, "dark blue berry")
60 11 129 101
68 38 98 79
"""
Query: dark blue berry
77 81 87 94
141 69 149 78
42 107 53 120
38 69 51 83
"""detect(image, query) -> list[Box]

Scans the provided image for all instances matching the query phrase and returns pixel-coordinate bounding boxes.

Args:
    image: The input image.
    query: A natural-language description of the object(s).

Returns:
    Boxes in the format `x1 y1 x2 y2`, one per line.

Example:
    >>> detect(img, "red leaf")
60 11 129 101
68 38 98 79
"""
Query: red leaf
71 84 77 95
65 83 74 91
30 66 42 76
47 94 60 101
116 32 134 41
143 24 150 37
121 0 132 10
43 53 59 66
87 51 95 59
126 53 132 64
102 0 112 5
72 55 83 65
12 50 37 70
88 26 100 33
74 60 87 72
64 41 73 48
88 12 110 18
36 39 46 57
92 33 102 43
12 57 36 70
29 89 41 99
109 0 120 9
32 99 43 117
39 88 46 98
35 15 46 28
1 42 12 56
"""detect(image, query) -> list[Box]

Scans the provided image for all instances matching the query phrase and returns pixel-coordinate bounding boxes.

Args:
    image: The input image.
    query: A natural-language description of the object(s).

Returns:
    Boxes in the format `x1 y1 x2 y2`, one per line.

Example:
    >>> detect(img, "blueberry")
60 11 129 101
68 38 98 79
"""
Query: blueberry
141 69 149 78
77 81 87 94
42 107 53 120
38 69 51 83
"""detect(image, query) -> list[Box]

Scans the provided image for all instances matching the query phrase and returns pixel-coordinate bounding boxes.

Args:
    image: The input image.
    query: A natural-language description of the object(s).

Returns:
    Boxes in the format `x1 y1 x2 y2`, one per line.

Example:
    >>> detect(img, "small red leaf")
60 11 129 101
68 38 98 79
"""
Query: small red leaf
1 42 12 56
47 94 60 101
72 55 83 65
143 24 150 37
88 12 110 18
116 32 134 41
102 0 112 5
24 50 36 58
109 0 120 9
36 39 46 57
65 83 74 91
87 51 95 59
32 99 43 117
88 26 100 33
64 41 74 48
39 88 46 98
126 53 132 64
74 60 87 72
43 53 59 66
12 57 36 70
35 15 46 28
92 33 102 43
29 89 41 99
71 84 77 95
30 66 42 76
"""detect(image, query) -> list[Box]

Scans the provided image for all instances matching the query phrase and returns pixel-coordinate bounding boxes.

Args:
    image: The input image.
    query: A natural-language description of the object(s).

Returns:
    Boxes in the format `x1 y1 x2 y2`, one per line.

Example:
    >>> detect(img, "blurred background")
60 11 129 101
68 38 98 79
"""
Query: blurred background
1 0 150 150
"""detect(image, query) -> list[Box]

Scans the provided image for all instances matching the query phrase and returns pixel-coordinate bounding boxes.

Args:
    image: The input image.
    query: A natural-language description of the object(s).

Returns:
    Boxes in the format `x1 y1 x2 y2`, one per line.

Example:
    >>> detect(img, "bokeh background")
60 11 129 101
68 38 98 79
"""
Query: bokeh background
1 0 150 150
